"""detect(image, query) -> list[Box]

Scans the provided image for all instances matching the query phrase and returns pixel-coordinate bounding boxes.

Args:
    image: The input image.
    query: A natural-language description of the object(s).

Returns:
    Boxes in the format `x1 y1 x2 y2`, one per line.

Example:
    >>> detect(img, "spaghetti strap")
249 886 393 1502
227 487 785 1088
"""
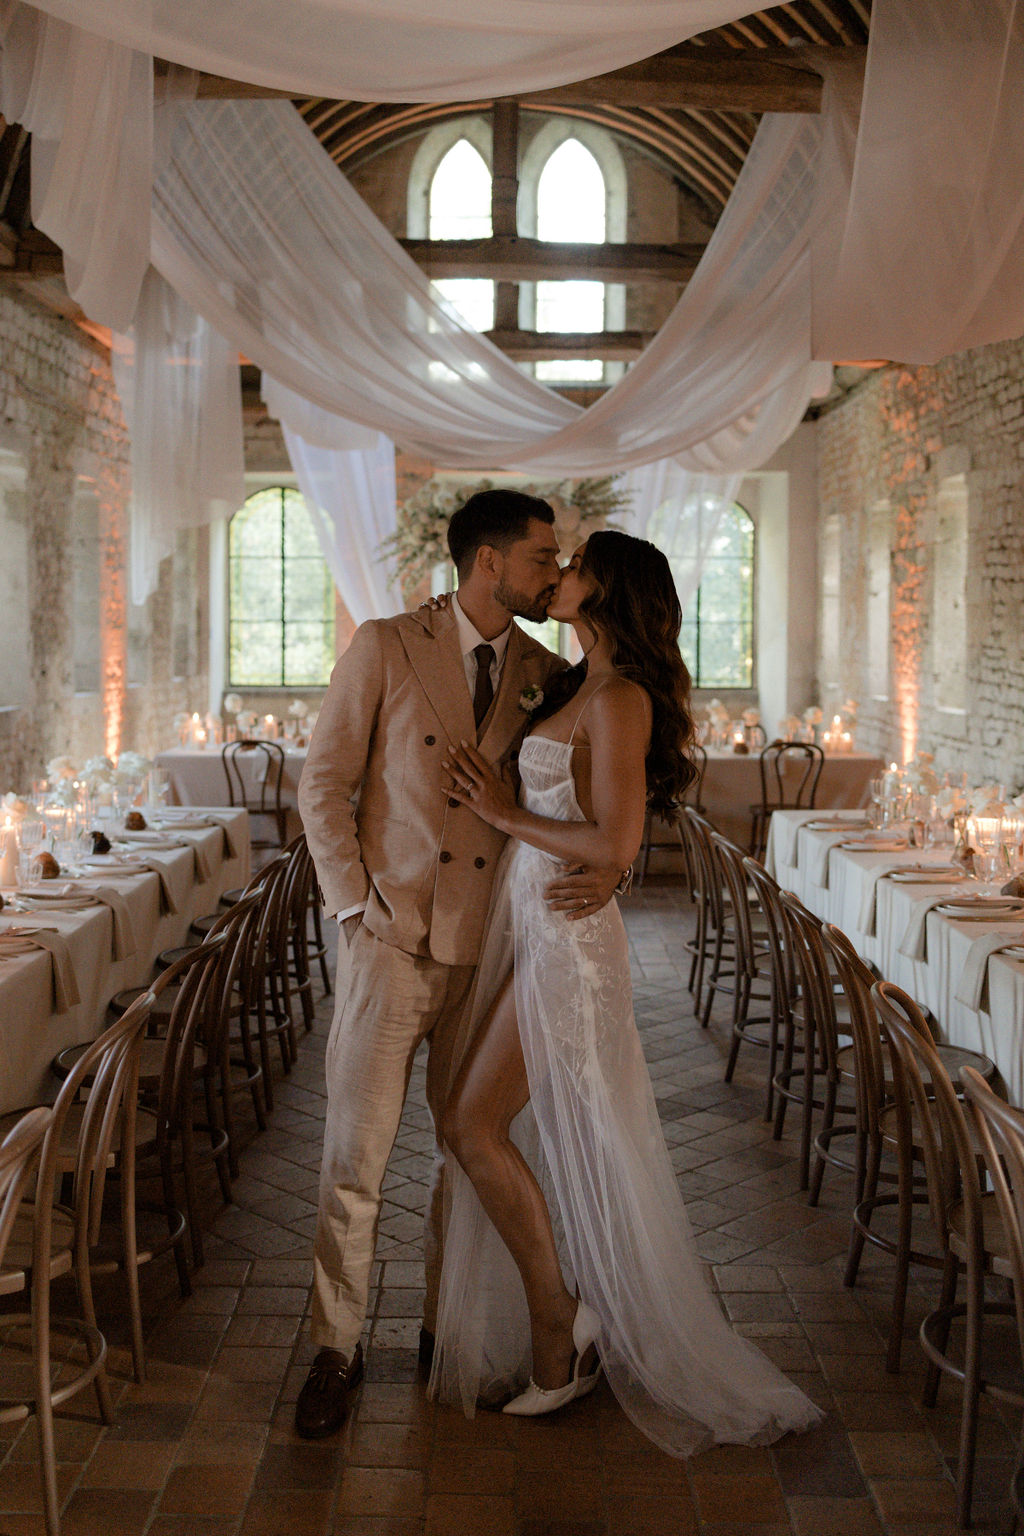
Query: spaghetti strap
567 676 616 746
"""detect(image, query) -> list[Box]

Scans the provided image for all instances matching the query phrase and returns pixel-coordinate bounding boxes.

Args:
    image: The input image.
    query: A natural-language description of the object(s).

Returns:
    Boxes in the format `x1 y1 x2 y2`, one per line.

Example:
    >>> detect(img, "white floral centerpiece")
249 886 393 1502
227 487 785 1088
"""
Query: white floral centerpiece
223 692 243 717
903 751 940 795
778 714 802 742
381 475 630 590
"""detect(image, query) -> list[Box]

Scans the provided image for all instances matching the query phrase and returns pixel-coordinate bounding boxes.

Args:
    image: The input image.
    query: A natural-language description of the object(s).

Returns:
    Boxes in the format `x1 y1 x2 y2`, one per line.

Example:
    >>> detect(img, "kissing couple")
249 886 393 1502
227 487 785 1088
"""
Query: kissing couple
296 487 820 1453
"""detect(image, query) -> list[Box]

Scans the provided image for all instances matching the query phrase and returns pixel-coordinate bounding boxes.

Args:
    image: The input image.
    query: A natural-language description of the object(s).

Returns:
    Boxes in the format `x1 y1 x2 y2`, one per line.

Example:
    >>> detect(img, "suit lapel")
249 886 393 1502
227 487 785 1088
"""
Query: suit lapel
401 608 476 747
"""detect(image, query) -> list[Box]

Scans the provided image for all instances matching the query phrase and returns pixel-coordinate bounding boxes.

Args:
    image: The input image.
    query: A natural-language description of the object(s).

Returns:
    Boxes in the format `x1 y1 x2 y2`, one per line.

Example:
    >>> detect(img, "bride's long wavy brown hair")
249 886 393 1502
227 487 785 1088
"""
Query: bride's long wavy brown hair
535 529 697 814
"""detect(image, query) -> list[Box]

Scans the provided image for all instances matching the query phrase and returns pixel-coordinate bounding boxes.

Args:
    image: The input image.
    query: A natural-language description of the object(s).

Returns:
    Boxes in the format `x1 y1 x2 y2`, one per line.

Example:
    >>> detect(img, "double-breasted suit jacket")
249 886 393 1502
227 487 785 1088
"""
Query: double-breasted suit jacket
299 603 564 966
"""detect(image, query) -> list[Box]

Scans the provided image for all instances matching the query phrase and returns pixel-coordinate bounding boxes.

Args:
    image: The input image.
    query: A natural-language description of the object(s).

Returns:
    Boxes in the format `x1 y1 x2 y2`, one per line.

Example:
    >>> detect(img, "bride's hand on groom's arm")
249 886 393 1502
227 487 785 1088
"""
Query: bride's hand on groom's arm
544 863 623 920
443 741 518 830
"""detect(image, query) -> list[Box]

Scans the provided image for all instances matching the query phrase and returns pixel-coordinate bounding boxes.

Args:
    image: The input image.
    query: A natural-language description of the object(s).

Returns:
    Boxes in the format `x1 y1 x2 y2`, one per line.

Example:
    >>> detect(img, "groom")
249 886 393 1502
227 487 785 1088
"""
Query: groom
295 488 621 1438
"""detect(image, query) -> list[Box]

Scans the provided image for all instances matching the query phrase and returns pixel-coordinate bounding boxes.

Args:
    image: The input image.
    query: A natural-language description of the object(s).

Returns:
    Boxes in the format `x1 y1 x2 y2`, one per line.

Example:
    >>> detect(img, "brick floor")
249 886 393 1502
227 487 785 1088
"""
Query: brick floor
2 882 1020 1534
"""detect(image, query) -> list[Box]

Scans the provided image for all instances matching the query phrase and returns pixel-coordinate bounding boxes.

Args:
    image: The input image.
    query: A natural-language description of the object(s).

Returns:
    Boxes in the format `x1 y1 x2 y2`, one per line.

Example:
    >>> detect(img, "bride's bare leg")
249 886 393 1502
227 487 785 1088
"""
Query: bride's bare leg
441 974 580 1389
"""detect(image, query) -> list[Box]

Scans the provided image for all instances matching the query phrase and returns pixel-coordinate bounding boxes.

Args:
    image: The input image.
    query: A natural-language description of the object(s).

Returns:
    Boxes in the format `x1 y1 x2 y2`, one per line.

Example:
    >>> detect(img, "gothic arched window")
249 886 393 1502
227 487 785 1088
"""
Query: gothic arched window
228 487 335 686
534 138 606 384
429 138 495 332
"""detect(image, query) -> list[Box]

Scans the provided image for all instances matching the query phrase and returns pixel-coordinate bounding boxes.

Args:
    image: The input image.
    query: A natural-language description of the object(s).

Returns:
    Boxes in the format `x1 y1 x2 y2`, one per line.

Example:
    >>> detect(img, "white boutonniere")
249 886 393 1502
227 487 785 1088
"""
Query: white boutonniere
519 684 544 715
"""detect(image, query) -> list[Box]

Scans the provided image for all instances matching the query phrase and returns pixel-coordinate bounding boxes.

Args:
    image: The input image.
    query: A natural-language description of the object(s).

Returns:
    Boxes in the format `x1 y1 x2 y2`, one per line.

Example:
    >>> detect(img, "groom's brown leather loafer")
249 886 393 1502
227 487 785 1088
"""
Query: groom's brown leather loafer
294 1343 364 1439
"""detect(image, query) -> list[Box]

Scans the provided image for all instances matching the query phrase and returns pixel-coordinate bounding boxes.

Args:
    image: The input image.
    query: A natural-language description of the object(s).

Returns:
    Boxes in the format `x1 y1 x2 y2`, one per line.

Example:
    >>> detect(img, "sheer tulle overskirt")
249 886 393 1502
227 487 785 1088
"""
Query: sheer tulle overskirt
431 736 822 1454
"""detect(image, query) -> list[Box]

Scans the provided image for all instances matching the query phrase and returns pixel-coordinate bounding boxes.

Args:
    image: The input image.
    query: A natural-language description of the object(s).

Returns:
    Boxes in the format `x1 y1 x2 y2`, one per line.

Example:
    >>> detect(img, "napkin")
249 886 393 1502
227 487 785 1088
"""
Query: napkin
82 884 138 960
135 861 179 915
898 897 952 963
954 929 1024 1011
770 812 819 872
158 812 240 860
856 867 907 936
0 924 80 1012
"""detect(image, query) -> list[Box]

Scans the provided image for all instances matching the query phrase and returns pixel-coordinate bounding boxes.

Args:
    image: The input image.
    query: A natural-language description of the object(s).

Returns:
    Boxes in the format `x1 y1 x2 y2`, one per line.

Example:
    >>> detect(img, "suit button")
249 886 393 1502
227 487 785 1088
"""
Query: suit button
448 797 459 809
439 851 452 864
424 734 436 746
474 857 486 869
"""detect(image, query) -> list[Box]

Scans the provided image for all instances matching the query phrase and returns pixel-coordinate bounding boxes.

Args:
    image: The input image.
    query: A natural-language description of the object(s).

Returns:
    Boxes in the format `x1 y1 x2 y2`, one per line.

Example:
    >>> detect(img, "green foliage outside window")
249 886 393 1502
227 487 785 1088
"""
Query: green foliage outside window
676 506 755 688
229 487 335 687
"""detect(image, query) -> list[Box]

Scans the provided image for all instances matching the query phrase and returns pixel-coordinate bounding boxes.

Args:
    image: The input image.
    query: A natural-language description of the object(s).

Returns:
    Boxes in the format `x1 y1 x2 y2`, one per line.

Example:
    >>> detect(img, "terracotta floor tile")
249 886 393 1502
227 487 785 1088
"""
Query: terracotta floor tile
336 1465 426 1517
869 1477 959 1523
603 1494 700 1534
254 1442 344 1489
80 1437 176 1488
0 1457 79 1513
60 1487 156 1535
690 1471 790 1525
237 1485 334 1536
848 1431 946 1480
512 1470 607 1521
348 1420 431 1467
424 1493 515 1536
788 1498 885 1536
159 1460 255 1518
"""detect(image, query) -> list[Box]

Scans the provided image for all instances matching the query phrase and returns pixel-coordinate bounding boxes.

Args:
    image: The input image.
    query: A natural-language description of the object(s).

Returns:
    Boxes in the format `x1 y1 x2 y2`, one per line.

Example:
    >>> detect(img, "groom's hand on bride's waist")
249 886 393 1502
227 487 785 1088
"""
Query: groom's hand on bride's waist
544 863 626 921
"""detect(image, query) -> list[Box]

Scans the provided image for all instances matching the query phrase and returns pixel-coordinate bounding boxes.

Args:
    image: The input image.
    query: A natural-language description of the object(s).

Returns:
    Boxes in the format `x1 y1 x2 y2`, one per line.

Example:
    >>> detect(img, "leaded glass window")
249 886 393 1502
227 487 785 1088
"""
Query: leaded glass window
535 139 606 384
677 506 755 688
228 487 335 686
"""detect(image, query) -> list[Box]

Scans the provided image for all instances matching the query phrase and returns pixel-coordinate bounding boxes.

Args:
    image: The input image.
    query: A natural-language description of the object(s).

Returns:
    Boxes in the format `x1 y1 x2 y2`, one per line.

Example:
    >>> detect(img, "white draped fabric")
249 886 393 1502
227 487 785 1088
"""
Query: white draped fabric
110 268 245 605
151 98 830 473
812 0 1024 364
0 1 151 330
621 465 741 613
6 0 762 100
262 379 404 625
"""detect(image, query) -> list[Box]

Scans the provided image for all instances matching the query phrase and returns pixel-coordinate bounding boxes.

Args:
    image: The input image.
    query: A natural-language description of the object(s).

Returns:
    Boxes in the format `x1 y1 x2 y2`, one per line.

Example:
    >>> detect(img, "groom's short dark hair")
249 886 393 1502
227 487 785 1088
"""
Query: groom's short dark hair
447 488 555 578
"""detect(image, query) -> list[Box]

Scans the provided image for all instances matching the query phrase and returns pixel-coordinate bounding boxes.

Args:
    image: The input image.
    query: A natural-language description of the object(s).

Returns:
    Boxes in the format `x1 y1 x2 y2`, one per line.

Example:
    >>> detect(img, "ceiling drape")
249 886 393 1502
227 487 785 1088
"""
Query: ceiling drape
0 0 766 100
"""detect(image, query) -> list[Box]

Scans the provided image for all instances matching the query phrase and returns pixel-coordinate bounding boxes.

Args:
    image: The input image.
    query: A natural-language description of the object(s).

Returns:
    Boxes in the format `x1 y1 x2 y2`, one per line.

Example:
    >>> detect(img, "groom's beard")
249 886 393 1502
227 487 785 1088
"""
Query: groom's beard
495 578 557 625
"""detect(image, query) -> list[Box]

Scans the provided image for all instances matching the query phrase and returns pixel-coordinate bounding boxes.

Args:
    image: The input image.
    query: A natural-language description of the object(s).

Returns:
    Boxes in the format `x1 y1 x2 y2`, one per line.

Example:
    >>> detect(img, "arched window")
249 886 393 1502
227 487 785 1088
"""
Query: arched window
666 504 756 688
228 487 335 687
429 138 495 332
534 139 606 384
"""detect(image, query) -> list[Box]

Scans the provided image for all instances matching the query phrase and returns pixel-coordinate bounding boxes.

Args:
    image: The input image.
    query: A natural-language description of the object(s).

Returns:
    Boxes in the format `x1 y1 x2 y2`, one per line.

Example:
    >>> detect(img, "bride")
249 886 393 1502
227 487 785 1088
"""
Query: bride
429 529 821 1454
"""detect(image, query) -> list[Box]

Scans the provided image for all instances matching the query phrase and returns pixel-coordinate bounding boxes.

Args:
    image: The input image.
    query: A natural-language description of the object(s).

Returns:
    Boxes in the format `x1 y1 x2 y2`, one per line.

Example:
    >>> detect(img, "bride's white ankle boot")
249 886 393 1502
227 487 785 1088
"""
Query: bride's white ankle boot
502 1302 602 1417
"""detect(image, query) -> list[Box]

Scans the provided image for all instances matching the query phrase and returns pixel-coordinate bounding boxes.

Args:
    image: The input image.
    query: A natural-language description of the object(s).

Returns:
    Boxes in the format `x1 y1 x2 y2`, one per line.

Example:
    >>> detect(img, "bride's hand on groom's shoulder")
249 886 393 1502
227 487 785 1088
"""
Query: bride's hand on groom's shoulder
418 591 452 612
443 741 517 830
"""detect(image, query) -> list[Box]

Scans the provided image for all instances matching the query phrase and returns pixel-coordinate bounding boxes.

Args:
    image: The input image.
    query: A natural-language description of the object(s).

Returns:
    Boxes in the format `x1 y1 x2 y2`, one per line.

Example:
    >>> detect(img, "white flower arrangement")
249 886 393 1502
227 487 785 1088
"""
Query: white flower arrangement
381 475 631 589
903 751 940 795
46 754 78 782
969 782 1005 817
288 699 309 720
236 710 258 736
937 784 968 819
519 684 544 715
741 708 761 728
116 751 151 785
707 698 731 727
81 755 115 793
223 692 244 716
1 792 28 821
802 706 824 727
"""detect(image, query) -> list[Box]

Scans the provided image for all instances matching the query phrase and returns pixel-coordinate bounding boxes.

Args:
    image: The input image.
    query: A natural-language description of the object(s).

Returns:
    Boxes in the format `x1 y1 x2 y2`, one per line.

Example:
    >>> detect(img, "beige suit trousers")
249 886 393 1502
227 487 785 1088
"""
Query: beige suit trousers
312 923 475 1354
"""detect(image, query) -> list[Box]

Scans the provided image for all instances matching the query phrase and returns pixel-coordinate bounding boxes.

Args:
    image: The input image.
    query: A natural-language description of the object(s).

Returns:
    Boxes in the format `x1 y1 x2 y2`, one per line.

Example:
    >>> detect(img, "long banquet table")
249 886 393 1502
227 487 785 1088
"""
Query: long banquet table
0 808 250 1116
701 748 884 847
155 745 306 840
766 809 1024 1104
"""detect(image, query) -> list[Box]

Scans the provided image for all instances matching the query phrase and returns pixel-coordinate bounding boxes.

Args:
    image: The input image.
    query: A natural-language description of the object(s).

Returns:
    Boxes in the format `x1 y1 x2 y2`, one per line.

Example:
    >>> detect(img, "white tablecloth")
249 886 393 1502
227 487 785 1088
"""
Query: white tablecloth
766 810 1024 1104
155 746 306 840
700 750 884 847
0 809 250 1115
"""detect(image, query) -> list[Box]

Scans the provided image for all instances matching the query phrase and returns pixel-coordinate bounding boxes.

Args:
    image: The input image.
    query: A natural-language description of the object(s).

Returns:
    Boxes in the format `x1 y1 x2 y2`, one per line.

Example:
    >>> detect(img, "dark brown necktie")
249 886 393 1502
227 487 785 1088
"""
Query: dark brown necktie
472 643 495 728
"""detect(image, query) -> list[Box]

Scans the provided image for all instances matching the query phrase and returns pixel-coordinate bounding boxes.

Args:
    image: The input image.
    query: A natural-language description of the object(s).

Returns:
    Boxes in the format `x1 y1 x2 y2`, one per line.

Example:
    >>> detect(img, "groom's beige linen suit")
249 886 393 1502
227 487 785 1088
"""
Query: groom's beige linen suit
299 602 562 1353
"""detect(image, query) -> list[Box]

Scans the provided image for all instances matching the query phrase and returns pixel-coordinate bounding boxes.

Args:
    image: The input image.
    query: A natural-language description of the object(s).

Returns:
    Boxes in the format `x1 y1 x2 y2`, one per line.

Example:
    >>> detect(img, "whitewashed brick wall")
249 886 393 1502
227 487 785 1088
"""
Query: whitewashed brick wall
816 340 1024 792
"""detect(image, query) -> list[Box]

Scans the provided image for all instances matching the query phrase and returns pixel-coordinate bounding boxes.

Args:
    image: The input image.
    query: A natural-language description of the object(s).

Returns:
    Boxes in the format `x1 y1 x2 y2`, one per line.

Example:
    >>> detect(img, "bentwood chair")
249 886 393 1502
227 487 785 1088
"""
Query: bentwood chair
705 830 772 1064
961 1068 1024 1531
874 983 1016 1528
221 739 288 853
1 995 156 1527
0 1108 56 1531
749 741 825 861
637 743 708 887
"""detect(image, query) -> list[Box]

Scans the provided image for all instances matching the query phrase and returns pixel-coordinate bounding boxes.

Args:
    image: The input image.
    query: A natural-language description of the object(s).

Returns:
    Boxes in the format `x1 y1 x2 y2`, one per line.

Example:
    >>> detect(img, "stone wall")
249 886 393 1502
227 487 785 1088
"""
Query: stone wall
815 341 1024 791
0 286 208 788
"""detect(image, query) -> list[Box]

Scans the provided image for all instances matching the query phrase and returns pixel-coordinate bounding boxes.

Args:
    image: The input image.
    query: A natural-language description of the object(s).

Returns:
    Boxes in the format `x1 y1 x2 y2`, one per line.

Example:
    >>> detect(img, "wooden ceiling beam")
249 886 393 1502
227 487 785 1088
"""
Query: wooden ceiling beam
485 328 652 361
400 236 702 284
178 45 851 114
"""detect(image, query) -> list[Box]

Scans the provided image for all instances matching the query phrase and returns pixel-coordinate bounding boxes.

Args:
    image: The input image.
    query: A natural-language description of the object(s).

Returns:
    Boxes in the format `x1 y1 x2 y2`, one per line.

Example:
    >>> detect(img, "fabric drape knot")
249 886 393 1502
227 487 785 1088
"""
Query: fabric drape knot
472 643 496 728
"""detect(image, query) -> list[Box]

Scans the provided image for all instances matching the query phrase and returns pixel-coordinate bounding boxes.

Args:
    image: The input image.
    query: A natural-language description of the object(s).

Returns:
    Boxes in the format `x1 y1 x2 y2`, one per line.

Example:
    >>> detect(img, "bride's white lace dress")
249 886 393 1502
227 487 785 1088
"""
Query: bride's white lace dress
430 732 822 1455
